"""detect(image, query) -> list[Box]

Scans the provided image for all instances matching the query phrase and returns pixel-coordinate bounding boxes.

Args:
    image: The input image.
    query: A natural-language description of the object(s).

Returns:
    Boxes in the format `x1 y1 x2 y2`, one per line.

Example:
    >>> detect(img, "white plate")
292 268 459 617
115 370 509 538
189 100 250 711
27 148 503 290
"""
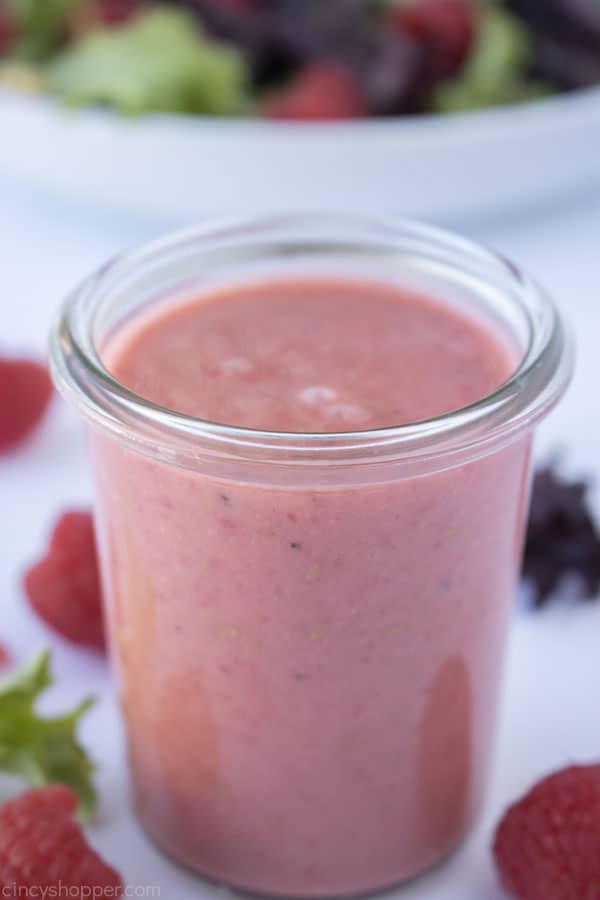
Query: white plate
1 86 600 223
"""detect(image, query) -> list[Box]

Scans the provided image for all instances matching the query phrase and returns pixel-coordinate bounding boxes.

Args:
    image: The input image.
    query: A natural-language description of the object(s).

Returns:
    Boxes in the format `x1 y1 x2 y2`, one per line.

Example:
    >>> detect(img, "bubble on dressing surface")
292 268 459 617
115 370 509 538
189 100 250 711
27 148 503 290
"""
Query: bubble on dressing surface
326 402 372 425
299 385 338 406
220 357 255 375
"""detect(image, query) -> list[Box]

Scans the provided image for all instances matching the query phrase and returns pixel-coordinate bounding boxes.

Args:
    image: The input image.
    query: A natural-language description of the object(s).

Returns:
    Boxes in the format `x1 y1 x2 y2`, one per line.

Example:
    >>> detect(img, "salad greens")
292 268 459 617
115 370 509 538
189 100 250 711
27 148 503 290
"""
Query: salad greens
6 0 83 60
48 8 248 115
0 649 96 819
433 5 550 112
0 0 598 117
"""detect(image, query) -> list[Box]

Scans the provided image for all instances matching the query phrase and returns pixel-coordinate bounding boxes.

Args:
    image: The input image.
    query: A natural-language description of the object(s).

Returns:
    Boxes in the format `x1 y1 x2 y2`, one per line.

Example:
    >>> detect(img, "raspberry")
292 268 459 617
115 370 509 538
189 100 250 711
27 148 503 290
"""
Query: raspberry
494 764 600 900
68 0 140 35
0 785 123 898
389 0 476 80
0 643 9 668
0 7 15 55
24 511 106 650
262 63 368 120
96 0 140 25
0 358 53 454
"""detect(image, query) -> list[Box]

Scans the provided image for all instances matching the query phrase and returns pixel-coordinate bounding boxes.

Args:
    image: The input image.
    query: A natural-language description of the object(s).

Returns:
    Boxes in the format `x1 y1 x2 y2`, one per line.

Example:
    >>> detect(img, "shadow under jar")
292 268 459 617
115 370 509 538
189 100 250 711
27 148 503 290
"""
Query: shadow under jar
50 215 572 899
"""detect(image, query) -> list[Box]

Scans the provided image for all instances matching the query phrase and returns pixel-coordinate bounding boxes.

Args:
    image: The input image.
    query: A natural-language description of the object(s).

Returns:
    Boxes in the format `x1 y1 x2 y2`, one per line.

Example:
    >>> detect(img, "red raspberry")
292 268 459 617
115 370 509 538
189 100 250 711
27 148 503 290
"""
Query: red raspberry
0 785 123 897
0 642 9 668
389 0 476 80
494 764 600 900
95 0 140 25
0 358 53 454
0 7 15 54
262 63 368 121
24 511 106 650
68 0 140 35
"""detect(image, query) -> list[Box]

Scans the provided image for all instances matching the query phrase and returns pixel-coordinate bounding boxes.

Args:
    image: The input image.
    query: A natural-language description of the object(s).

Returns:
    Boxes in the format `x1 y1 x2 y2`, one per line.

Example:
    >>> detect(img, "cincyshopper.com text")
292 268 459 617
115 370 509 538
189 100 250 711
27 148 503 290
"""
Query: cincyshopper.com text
2 886 161 898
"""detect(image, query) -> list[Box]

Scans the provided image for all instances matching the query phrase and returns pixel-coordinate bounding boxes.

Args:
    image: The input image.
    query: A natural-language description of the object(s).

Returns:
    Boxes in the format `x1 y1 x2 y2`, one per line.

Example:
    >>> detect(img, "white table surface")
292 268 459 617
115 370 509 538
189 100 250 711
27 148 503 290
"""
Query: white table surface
2 178 600 899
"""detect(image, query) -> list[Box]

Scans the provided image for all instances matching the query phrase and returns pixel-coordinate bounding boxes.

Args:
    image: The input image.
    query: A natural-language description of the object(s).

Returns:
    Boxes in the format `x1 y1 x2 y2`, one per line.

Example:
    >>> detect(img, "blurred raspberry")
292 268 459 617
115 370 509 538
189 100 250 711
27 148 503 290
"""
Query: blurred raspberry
494 764 600 900
96 0 141 24
262 62 367 120
0 643 10 668
0 785 122 898
0 6 16 54
0 358 53 454
68 0 140 36
24 511 106 650
389 0 476 80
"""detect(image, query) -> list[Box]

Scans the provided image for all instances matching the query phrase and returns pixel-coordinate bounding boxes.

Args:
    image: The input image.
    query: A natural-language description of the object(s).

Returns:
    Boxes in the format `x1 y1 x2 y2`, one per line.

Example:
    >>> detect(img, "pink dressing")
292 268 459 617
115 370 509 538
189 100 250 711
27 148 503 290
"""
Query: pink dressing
110 278 513 431
92 276 530 897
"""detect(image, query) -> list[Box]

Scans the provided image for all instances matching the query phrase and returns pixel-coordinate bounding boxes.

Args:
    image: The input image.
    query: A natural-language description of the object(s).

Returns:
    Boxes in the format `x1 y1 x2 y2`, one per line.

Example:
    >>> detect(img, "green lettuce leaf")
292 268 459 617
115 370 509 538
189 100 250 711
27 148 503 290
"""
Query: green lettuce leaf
48 6 249 115
433 5 552 112
0 649 96 819
7 0 83 60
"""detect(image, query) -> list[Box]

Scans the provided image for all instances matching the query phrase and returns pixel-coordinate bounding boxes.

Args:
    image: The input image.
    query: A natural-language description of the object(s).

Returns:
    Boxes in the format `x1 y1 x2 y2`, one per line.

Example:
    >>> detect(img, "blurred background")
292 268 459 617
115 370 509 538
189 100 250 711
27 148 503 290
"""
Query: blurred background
1 1 600 898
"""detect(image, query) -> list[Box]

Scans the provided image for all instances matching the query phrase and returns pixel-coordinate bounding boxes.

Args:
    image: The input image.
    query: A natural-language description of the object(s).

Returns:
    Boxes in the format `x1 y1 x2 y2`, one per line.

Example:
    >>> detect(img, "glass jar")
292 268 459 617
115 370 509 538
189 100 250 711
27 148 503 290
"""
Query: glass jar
50 215 572 898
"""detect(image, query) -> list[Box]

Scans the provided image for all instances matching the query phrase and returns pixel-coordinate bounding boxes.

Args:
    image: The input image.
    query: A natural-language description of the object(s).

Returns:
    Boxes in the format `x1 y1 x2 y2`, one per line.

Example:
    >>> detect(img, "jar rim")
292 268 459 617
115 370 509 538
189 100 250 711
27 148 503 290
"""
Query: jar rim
49 213 573 473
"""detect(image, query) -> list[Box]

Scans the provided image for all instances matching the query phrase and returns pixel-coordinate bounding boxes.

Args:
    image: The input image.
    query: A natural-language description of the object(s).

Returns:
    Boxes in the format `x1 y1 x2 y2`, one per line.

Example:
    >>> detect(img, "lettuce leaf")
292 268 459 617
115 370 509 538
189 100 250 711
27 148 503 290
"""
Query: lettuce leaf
7 0 83 60
48 6 249 115
433 5 551 112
